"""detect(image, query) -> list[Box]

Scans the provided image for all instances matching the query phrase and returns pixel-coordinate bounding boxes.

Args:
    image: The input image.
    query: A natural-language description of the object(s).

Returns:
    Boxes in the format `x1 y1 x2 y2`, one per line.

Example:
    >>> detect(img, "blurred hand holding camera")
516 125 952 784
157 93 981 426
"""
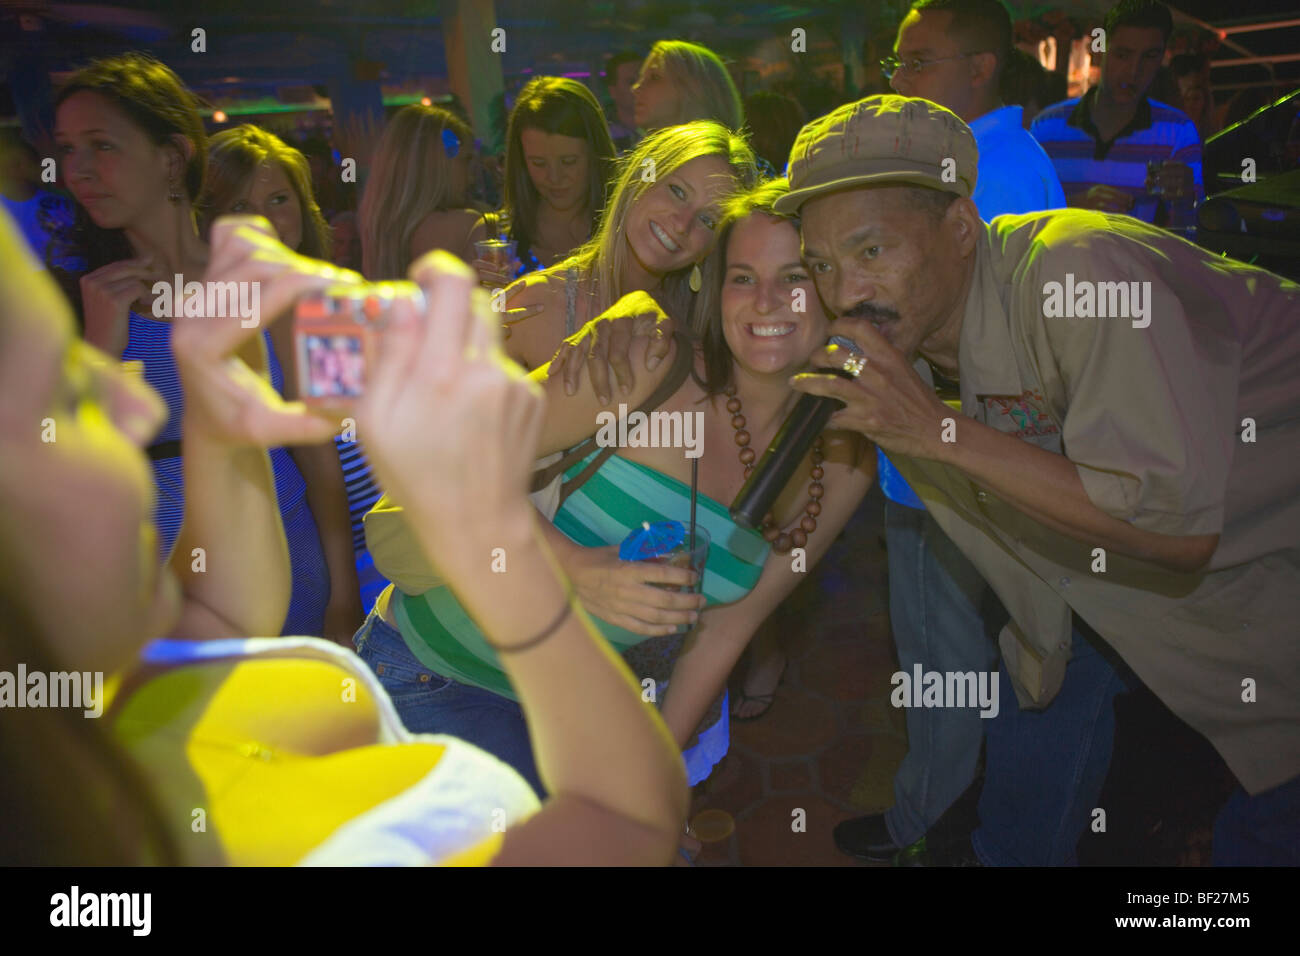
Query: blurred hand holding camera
356 250 545 562
172 216 359 449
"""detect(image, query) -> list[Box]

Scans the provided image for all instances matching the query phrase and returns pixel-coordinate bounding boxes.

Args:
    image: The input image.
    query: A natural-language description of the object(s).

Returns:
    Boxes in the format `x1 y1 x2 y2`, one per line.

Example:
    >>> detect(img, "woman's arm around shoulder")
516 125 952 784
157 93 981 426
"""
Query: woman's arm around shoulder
527 322 681 458
501 268 576 372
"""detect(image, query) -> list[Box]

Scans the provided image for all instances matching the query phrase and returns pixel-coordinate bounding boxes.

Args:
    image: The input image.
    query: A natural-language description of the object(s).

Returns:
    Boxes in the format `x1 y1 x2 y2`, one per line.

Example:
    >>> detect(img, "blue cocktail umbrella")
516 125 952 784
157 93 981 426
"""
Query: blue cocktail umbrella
619 519 686 562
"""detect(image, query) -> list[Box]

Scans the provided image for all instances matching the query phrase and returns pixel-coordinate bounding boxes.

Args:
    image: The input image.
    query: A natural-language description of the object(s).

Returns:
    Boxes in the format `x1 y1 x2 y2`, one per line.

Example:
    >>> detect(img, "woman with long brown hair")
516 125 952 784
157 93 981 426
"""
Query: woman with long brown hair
358 104 478 280
470 76 616 282
49 52 333 638
200 125 331 256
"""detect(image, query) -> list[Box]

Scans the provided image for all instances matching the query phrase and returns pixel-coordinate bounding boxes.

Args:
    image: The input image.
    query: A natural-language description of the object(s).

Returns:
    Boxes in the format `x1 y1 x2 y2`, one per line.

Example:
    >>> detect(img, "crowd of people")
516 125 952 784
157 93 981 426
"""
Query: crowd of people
1 0 1297 867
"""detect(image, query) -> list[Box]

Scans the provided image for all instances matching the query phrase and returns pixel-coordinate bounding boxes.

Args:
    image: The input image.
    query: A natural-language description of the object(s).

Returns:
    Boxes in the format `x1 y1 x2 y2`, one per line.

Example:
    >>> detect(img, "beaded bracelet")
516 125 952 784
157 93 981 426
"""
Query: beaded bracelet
483 590 574 654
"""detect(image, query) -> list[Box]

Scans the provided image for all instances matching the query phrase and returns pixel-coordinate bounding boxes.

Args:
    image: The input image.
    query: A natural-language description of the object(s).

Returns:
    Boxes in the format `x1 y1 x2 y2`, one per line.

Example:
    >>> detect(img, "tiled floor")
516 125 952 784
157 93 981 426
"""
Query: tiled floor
688 484 1234 866
689 484 903 866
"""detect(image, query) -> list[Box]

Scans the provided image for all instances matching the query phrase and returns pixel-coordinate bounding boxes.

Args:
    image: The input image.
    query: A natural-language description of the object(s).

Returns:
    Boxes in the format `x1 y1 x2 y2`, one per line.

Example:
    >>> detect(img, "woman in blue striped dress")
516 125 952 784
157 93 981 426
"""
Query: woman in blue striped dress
49 53 331 637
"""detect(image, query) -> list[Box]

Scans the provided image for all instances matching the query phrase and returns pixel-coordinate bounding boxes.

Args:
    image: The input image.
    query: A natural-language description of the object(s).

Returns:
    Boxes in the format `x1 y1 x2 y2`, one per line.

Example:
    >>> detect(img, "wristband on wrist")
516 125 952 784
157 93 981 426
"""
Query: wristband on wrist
483 585 575 654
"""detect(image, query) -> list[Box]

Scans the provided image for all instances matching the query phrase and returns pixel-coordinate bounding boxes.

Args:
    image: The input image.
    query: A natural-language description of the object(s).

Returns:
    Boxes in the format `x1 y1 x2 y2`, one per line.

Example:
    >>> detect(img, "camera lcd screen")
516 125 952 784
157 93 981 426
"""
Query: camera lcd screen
301 332 365 399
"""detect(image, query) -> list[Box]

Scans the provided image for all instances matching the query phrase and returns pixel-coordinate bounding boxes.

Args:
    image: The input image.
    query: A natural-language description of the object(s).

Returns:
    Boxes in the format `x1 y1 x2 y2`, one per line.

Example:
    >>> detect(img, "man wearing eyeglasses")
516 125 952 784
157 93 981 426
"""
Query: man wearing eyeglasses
1030 0 1202 221
834 0 1066 867
883 0 1065 220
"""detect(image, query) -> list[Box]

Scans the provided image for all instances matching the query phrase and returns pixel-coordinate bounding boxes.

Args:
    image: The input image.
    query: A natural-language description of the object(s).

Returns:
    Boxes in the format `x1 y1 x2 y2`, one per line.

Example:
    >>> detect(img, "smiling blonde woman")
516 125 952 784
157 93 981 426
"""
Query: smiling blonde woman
499 119 756 373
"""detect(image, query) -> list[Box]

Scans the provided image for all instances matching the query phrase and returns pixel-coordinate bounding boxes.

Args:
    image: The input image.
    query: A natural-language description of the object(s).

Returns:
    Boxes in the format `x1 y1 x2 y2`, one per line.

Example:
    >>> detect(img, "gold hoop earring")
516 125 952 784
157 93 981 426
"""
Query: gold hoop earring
689 262 702 293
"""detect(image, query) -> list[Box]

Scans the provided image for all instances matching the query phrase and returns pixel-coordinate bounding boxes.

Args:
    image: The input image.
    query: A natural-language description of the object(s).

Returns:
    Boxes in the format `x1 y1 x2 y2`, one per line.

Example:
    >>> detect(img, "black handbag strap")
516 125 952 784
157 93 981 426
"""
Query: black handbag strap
531 330 694 509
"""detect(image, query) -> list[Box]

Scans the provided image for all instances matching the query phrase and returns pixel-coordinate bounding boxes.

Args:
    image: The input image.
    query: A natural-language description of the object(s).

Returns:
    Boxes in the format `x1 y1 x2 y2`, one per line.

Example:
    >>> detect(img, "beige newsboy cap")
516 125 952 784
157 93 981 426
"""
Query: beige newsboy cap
772 94 978 215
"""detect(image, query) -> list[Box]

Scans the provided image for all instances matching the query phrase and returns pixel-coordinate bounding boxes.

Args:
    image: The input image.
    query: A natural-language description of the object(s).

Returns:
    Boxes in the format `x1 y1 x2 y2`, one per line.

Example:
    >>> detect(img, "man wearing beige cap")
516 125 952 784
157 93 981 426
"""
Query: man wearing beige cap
778 94 1300 865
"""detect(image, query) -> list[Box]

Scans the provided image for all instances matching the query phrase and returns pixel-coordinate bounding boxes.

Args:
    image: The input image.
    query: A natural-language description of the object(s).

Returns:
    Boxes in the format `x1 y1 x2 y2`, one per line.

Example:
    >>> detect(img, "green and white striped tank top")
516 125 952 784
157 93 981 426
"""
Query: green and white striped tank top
392 451 770 700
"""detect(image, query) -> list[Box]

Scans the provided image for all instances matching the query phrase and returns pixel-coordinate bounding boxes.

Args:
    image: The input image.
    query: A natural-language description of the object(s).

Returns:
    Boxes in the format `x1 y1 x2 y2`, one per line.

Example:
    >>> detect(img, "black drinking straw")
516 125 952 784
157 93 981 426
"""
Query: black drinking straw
689 457 699 553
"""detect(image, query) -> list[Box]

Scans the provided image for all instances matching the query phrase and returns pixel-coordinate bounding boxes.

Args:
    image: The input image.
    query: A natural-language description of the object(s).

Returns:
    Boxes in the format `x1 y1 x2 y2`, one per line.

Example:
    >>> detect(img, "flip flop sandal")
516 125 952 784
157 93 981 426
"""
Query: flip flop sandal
730 690 778 722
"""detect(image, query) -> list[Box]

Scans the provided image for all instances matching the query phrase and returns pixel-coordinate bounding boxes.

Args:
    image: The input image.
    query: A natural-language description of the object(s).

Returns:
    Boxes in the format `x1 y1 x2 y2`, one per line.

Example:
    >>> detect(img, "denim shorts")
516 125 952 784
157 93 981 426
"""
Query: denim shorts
352 610 546 798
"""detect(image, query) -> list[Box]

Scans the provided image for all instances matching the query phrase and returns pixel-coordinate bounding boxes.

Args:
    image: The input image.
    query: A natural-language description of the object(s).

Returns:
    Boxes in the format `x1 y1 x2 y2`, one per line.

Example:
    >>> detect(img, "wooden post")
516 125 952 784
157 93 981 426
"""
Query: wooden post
440 0 507 154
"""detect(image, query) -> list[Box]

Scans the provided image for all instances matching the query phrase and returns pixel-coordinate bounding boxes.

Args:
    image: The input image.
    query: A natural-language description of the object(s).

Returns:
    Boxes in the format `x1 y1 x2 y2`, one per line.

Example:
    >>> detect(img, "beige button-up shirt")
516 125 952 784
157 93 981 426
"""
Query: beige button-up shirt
893 210 1300 794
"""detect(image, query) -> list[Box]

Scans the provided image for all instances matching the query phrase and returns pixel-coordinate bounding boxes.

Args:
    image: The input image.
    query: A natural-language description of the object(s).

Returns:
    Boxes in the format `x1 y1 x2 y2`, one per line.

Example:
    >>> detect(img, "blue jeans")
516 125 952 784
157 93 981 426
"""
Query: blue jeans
883 501 998 848
1213 774 1300 866
972 619 1128 866
352 610 546 798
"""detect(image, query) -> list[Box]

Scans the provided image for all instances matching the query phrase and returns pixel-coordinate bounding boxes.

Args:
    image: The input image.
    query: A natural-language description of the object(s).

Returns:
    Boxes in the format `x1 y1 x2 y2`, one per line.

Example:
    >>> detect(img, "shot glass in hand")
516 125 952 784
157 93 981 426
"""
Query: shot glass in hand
474 238 520 288
1145 159 1166 198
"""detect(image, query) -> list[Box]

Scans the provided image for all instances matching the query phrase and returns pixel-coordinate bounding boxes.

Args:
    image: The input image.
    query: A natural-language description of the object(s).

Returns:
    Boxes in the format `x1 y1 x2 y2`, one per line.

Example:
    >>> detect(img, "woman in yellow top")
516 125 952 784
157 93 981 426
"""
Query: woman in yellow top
0 211 687 865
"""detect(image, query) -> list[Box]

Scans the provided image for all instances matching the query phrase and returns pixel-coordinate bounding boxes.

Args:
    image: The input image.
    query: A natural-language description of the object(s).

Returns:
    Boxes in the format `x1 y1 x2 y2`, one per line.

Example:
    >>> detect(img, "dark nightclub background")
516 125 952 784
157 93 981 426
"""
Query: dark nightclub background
3 0 1297 173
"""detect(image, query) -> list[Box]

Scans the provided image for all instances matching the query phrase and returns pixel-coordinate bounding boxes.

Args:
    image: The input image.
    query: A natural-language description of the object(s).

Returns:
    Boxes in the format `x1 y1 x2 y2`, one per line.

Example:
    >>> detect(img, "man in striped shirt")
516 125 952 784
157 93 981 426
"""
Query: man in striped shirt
1030 0 1201 223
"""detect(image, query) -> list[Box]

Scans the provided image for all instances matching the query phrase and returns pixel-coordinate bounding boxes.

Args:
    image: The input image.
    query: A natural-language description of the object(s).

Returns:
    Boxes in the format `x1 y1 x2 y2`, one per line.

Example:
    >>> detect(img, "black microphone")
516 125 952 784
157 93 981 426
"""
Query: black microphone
729 335 862 531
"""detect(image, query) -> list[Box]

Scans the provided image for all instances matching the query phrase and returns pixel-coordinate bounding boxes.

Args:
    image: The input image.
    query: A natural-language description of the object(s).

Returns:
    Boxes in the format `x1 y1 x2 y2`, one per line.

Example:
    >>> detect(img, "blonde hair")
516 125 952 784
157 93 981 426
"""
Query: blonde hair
647 40 745 131
561 120 756 328
359 105 473 279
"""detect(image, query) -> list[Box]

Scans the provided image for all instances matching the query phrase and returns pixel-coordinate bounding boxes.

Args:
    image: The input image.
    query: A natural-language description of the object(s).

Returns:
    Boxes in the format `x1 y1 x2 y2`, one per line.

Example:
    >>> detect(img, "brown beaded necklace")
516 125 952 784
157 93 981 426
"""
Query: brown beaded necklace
724 385 825 554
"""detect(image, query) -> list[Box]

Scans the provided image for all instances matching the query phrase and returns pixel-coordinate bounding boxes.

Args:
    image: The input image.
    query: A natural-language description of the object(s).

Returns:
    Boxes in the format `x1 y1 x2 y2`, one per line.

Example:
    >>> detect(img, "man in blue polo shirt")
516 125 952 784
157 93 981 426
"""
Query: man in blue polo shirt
832 0 1065 865
1030 0 1201 223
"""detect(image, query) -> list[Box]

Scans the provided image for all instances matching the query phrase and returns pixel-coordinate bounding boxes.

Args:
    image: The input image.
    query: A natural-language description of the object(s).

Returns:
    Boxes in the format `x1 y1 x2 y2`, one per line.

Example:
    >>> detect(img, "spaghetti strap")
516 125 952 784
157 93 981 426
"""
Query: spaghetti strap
564 266 579 336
